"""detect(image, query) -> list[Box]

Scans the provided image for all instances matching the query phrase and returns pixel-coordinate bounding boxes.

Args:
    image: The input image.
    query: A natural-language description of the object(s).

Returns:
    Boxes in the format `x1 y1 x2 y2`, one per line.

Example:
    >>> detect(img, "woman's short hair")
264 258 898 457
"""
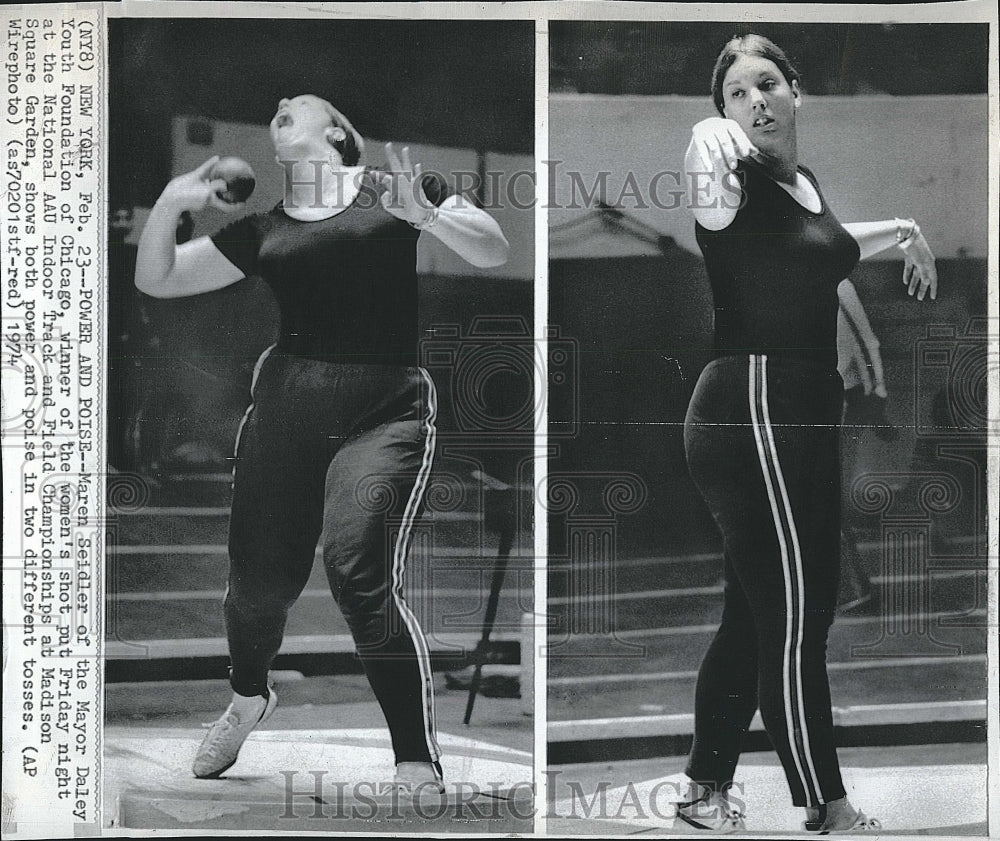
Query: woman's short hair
710 34 801 116
318 99 365 166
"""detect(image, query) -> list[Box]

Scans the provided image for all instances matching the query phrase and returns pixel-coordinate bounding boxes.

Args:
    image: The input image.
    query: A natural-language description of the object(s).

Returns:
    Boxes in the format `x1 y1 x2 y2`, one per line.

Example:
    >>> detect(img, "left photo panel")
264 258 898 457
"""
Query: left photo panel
104 16 535 832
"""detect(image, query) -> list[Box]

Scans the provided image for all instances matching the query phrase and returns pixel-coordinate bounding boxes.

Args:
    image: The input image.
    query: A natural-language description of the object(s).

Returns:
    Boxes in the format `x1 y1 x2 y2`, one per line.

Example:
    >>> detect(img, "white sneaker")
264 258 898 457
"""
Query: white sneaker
192 688 277 779
392 761 446 797
673 789 746 833
811 811 882 834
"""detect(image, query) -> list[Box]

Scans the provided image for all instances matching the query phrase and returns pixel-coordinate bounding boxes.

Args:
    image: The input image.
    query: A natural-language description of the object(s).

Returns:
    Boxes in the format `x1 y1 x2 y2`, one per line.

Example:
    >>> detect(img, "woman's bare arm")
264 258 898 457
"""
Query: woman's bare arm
135 156 247 299
377 143 509 268
842 219 938 301
685 117 762 231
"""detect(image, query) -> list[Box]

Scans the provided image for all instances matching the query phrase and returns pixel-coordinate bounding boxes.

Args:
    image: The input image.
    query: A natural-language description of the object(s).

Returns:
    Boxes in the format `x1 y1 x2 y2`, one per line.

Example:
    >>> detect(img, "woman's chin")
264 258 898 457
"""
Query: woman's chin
272 137 316 161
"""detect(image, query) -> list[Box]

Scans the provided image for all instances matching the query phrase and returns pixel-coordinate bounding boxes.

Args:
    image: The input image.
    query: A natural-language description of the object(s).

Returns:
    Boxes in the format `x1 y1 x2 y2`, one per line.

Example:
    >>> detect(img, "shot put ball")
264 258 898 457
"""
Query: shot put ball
210 157 256 204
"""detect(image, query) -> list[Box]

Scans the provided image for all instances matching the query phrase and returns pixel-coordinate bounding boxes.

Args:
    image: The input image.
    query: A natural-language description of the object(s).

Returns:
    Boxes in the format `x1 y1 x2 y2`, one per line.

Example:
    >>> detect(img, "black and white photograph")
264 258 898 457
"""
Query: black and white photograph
1 3 997 839
102 15 535 832
547 20 992 835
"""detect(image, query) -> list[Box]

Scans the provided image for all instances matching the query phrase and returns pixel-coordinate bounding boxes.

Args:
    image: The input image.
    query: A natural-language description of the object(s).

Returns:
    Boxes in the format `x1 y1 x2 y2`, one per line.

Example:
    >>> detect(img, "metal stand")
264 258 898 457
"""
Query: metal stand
464 489 516 726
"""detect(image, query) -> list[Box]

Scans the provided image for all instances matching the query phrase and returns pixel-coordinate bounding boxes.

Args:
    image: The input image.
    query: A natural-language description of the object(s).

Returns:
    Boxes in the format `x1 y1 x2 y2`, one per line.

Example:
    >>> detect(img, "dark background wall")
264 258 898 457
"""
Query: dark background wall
550 22 989 97
109 19 534 210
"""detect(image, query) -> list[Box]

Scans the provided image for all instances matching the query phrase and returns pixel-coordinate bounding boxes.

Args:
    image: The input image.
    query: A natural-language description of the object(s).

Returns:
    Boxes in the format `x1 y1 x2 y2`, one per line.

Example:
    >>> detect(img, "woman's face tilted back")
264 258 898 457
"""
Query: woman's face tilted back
720 53 801 160
269 94 342 161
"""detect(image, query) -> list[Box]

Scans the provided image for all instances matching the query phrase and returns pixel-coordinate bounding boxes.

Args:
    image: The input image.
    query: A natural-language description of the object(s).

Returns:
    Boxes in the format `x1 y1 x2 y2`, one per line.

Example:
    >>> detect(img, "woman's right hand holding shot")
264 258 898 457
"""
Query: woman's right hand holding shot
685 118 762 230
135 156 246 299
158 156 246 216
689 117 762 173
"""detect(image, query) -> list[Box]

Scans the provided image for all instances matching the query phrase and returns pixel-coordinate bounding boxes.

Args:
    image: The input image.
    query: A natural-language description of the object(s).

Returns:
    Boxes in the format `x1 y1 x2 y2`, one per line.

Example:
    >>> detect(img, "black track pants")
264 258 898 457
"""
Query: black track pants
225 348 440 766
683 354 846 807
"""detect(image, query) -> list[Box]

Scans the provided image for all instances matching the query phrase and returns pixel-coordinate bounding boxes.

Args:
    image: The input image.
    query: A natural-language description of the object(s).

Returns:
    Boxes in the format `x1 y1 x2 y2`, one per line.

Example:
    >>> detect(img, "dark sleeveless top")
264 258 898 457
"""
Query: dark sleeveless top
695 160 860 368
211 169 447 367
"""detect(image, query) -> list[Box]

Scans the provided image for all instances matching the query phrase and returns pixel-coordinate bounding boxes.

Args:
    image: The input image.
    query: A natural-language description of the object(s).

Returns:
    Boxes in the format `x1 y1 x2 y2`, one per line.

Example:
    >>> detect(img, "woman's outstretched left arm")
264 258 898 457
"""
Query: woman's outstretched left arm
379 143 509 268
843 219 938 301
415 195 509 268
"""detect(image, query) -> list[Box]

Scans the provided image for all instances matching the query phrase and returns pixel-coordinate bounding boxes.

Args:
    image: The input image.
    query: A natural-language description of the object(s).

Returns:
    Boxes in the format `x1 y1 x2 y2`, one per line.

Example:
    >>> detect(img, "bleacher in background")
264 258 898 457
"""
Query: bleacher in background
547 254 988 755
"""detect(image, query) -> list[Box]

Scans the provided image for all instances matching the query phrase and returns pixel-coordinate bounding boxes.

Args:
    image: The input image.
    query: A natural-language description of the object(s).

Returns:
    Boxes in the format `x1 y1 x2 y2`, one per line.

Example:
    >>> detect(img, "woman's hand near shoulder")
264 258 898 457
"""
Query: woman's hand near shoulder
685 117 760 231
135 156 246 298
158 155 242 216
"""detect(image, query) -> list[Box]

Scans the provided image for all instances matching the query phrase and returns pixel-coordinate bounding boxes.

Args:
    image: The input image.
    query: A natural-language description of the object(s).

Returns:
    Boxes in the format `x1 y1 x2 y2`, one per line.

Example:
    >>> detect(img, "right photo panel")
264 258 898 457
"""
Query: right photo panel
546 21 990 835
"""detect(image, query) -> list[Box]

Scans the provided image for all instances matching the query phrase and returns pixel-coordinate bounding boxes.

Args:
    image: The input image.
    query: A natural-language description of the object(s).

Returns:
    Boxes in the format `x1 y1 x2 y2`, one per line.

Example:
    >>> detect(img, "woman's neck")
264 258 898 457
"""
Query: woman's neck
757 154 798 185
282 159 365 220
757 138 799 185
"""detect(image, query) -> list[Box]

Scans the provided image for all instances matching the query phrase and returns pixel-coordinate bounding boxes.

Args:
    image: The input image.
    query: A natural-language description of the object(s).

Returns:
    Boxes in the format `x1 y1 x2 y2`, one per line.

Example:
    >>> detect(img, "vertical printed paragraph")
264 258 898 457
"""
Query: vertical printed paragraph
2 9 103 838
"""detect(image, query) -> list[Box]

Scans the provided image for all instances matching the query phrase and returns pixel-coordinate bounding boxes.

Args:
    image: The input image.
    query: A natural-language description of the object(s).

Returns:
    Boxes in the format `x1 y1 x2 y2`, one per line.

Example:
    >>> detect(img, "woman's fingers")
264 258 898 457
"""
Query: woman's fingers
907 235 939 301
857 357 875 395
871 355 888 397
193 155 221 178
384 142 404 174
209 195 245 213
903 260 914 294
206 174 244 212
710 133 738 171
378 168 402 211
693 120 726 171
919 237 938 301
716 125 750 169
695 138 715 171
720 121 758 163
724 124 756 161
202 179 229 210
711 132 735 170
692 119 759 172
917 262 938 301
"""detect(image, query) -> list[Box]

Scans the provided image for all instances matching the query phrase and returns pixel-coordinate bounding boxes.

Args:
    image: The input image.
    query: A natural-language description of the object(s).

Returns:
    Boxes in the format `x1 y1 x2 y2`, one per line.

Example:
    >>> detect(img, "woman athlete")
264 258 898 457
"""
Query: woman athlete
675 35 936 833
135 94 508 789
